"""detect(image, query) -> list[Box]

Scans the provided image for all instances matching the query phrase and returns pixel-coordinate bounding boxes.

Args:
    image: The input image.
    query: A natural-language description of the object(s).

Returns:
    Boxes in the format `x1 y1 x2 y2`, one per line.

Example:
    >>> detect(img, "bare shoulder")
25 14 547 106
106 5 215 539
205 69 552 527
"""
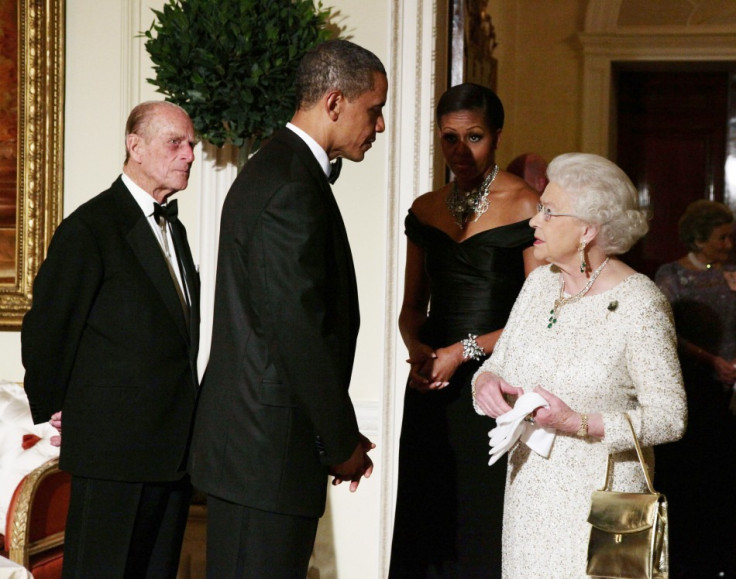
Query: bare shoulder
410 186 450 225
492 171 540 221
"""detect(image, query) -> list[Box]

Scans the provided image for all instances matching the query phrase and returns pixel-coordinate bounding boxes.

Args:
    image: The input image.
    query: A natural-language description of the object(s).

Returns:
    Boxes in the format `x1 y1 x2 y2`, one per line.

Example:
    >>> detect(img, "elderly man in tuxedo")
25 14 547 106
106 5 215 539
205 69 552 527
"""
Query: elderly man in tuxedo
189 39 387 577
22 101 200 578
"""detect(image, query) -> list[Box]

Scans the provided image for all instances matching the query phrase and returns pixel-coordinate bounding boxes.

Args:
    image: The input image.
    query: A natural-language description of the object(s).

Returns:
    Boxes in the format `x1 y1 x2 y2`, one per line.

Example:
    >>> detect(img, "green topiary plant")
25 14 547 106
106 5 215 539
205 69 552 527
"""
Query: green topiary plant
144 0 332 159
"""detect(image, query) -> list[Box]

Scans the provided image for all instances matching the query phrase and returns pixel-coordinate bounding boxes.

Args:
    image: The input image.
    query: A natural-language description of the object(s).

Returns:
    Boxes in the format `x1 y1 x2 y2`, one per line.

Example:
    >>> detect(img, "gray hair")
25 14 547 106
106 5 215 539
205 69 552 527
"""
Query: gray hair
294 39 386 109
124 101 190 164
678 199 734 252
547 153 649 255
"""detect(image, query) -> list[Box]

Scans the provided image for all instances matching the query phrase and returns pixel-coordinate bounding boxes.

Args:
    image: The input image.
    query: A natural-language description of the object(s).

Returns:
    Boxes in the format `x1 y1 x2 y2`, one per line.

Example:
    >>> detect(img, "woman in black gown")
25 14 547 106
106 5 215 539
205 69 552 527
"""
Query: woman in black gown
389 83 542 577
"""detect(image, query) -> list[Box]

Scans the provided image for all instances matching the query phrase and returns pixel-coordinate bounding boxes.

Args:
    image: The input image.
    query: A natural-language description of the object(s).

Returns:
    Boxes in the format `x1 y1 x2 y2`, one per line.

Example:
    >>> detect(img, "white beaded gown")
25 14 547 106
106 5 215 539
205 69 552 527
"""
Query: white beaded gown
474 265 687 579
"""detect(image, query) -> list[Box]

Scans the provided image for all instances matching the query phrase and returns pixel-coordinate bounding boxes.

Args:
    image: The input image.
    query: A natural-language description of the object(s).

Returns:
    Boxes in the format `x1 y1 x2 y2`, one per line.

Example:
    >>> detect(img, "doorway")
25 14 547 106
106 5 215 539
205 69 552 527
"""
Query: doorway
614 65 736 279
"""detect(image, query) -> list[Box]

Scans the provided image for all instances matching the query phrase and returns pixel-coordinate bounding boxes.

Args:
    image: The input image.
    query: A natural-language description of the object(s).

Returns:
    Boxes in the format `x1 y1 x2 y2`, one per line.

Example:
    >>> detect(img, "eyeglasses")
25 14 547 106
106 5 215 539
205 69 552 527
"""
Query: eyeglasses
536 202 579 222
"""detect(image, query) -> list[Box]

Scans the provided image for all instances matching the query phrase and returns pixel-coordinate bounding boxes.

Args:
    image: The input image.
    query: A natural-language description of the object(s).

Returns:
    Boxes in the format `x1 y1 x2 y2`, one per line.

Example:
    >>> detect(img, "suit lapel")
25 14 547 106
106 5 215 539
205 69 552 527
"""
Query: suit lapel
278 129 361 336
321 187 359 328
170 219 200 352
111 180 191 342
127 217 190 342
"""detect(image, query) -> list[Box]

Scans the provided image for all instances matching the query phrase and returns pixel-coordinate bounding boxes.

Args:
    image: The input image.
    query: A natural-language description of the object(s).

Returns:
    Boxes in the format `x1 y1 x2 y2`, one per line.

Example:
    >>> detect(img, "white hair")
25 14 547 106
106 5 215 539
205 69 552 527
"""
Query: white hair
547 153 649 255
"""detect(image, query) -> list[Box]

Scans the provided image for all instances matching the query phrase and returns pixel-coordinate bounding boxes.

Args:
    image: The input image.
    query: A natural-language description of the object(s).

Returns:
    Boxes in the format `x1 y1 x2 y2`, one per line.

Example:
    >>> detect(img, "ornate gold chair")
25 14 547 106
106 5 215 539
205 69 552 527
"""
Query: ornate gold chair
0 457 70 579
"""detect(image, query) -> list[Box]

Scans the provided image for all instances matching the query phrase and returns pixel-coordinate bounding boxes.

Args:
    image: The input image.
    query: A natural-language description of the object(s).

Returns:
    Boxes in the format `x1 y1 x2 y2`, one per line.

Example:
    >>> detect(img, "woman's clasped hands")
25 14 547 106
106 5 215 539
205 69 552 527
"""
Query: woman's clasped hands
406 342 465 392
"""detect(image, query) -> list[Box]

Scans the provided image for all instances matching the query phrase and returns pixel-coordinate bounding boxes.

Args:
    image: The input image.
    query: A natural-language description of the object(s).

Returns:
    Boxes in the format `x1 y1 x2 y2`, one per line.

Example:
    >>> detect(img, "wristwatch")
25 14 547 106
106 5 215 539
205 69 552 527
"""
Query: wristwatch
576 413 589 438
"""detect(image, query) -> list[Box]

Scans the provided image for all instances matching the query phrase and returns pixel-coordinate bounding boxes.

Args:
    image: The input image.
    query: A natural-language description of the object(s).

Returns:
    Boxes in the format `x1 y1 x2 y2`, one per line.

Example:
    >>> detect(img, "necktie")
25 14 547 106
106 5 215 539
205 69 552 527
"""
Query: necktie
328 158 342 184
153 201 190 326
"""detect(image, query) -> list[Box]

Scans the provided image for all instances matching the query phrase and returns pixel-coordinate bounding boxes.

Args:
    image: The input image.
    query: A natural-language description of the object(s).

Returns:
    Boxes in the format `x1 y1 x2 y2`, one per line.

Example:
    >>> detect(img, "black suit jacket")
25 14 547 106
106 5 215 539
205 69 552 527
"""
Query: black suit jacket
22 176 200 482
189 128 360 518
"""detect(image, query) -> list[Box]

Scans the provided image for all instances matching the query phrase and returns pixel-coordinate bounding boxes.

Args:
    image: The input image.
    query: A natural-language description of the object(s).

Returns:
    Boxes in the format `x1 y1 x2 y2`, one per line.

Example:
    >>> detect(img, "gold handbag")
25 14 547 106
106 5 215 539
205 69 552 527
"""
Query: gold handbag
586 414 668 579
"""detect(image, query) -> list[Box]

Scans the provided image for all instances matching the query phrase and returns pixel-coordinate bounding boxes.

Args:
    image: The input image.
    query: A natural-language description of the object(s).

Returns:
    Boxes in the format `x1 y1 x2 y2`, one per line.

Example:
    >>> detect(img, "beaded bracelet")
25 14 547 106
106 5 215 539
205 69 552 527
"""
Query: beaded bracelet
461 333 485 362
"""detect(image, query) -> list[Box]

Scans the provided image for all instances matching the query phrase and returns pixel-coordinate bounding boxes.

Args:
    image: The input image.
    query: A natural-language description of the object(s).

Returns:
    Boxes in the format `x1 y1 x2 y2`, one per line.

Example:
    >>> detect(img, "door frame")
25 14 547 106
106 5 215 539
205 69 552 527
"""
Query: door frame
580 3 736 156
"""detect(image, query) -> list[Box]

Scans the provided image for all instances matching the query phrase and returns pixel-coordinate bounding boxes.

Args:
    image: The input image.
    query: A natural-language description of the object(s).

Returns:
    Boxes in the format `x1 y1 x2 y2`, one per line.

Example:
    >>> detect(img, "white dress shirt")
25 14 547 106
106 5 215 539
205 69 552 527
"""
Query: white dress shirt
121 172 188 300
285 122 332 180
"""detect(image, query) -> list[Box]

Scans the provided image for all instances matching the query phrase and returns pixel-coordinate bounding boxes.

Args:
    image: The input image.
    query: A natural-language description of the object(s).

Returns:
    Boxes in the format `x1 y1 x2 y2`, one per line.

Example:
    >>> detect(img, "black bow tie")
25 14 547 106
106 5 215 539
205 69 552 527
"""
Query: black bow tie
328 158 342 185
153 200 178 223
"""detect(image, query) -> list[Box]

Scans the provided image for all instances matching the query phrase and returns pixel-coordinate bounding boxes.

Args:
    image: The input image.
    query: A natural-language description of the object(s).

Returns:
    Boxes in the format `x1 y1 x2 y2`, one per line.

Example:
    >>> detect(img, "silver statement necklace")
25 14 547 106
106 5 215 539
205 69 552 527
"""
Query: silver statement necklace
547 257 610 329
445 164 499 228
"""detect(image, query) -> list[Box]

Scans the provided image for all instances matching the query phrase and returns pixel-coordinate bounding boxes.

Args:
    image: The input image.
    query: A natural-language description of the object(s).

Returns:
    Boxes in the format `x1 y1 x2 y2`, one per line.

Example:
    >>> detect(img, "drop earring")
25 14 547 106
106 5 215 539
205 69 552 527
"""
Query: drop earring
579 240 587 273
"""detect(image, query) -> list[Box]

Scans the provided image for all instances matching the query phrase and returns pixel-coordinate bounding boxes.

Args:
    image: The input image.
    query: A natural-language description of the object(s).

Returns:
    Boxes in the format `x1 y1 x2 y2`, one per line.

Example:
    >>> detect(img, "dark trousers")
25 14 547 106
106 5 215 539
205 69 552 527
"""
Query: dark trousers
206 494 319 579
62 474 192 579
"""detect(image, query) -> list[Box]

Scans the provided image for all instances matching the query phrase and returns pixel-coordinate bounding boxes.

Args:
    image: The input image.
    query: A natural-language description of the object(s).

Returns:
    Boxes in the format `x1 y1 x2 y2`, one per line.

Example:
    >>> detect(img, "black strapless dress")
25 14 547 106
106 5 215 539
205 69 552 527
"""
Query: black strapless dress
389 210 534 578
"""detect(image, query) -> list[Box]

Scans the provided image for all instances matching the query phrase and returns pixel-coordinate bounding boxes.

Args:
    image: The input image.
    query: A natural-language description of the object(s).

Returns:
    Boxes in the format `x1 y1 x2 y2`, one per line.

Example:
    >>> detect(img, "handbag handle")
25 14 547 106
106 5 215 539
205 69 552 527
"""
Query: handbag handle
600 413 656 494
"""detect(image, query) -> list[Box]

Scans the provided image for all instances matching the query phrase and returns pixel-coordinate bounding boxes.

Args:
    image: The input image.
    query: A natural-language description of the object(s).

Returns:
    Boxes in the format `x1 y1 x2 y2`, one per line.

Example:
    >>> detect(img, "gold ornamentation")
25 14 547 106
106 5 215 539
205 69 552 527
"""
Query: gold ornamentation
0 0 64 328
576 412 589 437
8 458 66 567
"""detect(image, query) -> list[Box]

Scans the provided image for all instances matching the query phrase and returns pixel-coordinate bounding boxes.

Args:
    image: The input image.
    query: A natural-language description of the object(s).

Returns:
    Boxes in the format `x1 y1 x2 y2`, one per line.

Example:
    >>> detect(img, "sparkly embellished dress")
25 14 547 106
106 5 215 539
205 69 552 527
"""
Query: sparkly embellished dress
389 210 533 578
655 262 736 577
475 265 686 578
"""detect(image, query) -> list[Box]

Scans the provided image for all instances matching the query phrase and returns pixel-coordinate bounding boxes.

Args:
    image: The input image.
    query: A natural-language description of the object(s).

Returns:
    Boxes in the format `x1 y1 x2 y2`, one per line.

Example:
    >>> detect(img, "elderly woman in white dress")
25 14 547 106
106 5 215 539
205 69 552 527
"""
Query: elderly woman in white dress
472 152 687 578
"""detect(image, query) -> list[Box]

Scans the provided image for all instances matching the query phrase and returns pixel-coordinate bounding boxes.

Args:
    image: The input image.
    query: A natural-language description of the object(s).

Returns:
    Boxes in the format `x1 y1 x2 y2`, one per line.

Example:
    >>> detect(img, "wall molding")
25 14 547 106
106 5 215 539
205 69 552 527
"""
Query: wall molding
379 0 442 574
580 1 736 155
355 400 380 439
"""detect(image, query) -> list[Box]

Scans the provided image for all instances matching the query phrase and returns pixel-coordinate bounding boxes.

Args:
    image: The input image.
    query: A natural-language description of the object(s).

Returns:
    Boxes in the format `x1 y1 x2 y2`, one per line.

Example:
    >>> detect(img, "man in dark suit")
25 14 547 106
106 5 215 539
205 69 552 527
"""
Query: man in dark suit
21 101 200 578
189 39 387 577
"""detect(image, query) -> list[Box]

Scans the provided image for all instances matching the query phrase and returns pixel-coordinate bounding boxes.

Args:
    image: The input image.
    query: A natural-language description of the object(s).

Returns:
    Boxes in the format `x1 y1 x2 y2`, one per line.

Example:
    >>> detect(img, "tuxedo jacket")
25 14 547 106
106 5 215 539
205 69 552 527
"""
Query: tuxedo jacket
22 177 200 482
189 128 360 518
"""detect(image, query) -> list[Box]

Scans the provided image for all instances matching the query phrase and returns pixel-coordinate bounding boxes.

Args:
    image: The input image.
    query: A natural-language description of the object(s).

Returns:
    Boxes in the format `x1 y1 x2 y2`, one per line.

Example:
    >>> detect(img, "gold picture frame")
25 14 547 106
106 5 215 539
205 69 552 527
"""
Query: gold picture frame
0 0 64 329
449 0 497 89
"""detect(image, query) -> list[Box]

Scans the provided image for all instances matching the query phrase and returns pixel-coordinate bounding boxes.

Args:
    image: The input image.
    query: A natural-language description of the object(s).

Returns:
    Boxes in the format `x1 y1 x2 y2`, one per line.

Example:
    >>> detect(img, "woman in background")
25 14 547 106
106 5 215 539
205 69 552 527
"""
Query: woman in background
655 199 736 578
388 83 541 577
472 153 686 577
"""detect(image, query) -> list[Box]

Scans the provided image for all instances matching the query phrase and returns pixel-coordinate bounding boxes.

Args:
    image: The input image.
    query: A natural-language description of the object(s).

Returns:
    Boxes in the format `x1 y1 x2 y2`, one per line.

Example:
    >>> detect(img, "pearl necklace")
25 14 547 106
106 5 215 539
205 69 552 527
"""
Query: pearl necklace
547 258 610 329
445 165 499 228
687 251 713 270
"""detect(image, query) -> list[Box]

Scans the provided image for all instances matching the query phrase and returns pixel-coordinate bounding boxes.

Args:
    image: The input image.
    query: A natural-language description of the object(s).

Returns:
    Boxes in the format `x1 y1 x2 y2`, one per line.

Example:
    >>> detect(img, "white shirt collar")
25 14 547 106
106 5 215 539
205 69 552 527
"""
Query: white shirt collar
120 172 187 294
286 122 331 178
121 171 162 217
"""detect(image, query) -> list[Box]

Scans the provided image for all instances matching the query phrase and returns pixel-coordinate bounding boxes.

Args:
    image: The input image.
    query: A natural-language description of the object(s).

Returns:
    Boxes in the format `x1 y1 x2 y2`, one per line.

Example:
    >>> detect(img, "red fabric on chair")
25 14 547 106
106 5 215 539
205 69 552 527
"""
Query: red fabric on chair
28 469 70 543
1 459 70 578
